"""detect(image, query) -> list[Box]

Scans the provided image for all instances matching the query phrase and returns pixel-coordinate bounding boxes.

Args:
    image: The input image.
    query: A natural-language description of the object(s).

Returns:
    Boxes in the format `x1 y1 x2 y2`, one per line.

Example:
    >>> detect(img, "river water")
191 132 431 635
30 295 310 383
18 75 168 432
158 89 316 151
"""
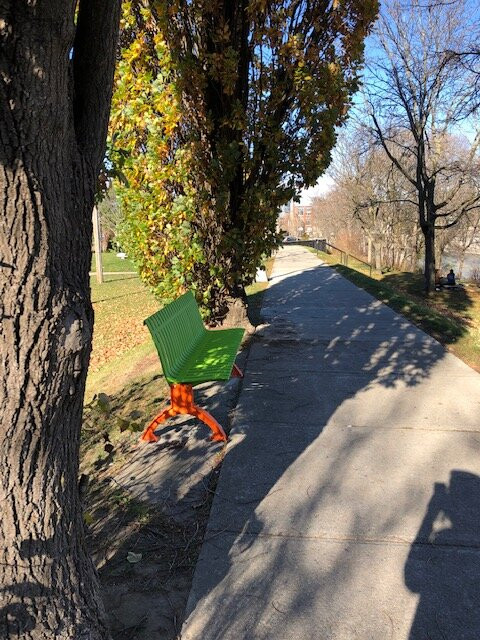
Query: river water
441 253 480 280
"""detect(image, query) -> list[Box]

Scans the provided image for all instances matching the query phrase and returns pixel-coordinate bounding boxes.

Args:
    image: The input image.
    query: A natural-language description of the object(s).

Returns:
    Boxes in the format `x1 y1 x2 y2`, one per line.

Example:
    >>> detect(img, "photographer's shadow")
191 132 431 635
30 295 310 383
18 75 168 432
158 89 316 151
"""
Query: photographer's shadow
405 471 480 640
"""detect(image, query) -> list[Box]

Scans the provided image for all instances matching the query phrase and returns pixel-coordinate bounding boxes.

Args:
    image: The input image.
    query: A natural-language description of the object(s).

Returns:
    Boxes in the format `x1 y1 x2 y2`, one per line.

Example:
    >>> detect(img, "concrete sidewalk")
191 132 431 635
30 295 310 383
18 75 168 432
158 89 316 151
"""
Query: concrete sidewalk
181 246 480 640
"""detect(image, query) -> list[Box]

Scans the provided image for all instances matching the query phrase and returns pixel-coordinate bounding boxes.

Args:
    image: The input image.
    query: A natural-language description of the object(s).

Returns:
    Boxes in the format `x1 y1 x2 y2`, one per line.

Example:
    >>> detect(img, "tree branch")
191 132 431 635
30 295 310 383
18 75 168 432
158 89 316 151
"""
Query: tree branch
371 112 417 188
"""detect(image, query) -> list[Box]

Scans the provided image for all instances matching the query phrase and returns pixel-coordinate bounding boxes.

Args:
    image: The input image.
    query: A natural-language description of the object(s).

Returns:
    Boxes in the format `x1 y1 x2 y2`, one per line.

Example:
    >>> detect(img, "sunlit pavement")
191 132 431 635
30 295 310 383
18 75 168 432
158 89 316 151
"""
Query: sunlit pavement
182 245 480 640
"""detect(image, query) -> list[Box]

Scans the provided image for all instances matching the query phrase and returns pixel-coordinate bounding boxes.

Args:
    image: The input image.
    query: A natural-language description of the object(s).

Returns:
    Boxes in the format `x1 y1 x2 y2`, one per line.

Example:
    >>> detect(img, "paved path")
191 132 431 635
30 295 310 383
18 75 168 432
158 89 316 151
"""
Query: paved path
181 246 480 640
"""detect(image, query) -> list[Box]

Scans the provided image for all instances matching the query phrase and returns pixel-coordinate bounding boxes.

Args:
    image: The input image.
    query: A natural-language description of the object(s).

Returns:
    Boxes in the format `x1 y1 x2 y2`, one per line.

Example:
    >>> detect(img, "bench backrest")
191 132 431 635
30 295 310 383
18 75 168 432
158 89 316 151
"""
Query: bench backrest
144 291 206 381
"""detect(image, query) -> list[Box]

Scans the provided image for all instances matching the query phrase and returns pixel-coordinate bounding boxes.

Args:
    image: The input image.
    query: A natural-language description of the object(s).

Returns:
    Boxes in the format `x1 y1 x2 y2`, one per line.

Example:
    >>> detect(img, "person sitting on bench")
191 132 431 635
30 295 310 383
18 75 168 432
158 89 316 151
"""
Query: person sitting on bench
447 269 456 286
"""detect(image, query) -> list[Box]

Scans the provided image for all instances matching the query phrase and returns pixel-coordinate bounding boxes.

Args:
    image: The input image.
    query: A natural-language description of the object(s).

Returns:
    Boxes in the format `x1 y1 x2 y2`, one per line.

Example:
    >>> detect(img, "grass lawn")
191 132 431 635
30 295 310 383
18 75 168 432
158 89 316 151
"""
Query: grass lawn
313 248 480 371
91 251 136 273
86 275 159 398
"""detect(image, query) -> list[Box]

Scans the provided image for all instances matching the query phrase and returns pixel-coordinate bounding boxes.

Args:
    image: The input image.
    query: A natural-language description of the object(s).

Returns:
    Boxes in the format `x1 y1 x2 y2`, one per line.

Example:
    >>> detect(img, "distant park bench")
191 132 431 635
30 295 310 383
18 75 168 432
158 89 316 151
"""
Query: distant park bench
435 282 462 292
435 269 462 291
141 291 245 444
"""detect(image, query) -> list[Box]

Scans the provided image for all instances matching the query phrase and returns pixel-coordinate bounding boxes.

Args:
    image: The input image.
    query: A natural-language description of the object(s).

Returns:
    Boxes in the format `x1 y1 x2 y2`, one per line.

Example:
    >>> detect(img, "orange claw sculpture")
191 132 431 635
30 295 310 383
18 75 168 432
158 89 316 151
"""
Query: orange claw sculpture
141 380 237 444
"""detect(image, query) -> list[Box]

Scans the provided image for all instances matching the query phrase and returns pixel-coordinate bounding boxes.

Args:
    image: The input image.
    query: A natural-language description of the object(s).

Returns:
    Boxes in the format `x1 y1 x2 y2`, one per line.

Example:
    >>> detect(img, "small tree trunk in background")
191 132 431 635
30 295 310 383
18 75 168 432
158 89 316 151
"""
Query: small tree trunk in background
208 285 254 332
374 244 382 270
92 206 104 284
222 296 254 332
0 2 120 637
458 250 466 280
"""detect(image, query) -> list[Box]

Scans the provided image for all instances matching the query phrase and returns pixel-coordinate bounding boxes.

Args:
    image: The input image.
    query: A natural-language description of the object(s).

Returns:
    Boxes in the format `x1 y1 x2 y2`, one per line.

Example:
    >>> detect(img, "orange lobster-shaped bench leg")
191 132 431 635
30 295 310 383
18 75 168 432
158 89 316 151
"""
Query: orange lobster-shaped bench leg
232 363 244 378
141 383 227 443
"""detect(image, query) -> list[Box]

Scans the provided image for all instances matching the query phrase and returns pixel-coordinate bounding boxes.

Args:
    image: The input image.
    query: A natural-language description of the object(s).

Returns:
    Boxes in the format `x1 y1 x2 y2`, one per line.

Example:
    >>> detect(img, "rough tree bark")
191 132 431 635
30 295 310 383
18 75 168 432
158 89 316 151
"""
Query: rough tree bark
422 221 436 294
0 1 120 638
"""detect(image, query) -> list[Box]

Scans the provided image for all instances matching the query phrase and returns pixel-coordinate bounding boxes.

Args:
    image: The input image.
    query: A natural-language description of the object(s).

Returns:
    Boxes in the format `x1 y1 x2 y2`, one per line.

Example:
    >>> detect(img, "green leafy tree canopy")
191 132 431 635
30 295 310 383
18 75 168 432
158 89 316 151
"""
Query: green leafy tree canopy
111 0 378 322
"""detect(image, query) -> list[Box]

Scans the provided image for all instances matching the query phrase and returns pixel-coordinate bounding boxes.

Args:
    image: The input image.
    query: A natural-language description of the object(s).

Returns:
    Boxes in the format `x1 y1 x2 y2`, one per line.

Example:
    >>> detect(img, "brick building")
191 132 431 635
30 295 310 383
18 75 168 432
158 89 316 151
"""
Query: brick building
278 200 313 237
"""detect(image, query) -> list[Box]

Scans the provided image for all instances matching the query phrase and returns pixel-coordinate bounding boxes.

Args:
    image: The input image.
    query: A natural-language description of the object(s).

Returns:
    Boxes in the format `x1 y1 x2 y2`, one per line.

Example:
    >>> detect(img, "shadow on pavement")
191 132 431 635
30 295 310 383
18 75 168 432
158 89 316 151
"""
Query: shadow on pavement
181 256 480 639
406 471 480 640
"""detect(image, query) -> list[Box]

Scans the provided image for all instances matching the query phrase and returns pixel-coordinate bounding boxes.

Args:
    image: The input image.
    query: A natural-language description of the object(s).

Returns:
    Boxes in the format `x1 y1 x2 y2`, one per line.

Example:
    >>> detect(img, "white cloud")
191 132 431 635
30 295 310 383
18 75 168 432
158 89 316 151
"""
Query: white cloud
299 174 334 205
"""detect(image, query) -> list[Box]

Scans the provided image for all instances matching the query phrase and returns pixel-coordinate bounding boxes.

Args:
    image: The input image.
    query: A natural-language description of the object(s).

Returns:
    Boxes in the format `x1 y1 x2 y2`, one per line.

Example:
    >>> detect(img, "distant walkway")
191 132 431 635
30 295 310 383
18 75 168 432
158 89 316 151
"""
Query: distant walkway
182 245 480 640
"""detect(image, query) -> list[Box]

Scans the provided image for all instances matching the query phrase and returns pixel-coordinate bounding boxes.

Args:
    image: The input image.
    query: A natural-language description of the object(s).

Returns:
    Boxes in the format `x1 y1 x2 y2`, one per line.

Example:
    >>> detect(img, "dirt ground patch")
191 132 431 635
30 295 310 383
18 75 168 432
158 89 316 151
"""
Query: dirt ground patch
82 354 248 639
85 462 221 639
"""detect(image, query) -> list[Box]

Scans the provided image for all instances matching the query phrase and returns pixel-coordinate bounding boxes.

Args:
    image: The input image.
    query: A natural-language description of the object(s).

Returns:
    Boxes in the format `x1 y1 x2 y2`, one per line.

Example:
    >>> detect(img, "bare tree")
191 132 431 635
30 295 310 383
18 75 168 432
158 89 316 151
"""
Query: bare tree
0 1 121 637
310 192 350 241
329 128 420 270
98 186 123 251
423 0 480 113
365 0 480 291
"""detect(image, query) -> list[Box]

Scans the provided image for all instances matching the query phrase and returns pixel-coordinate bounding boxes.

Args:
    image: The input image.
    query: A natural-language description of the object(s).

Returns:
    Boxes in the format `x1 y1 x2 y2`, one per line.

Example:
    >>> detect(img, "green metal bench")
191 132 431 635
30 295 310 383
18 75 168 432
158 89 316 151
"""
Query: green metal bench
141 291 245 443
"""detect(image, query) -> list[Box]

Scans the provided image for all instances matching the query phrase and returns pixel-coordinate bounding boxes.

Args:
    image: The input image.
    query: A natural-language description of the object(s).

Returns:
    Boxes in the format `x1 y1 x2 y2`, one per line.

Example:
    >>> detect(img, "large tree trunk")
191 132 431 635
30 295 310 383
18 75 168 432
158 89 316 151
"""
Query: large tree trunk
423 222 436 293
0 2 120 638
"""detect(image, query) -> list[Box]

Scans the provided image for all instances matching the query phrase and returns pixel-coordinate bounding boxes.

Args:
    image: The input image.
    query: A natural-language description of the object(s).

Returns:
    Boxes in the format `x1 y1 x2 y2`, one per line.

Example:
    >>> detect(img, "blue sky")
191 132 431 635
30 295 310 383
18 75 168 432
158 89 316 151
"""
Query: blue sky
300 0 480 203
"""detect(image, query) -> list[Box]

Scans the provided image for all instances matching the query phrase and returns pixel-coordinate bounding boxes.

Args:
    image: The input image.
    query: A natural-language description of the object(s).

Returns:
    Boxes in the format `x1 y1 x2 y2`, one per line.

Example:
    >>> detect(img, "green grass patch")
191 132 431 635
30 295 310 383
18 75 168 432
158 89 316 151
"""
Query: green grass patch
85 340 157 402
313 249 480 371
89 274 159 376
91 251 136 273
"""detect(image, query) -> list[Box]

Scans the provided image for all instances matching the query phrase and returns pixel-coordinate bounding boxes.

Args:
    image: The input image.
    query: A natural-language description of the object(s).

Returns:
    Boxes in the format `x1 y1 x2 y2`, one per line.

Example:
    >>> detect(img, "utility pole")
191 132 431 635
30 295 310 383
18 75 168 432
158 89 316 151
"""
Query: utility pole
92 205 104 284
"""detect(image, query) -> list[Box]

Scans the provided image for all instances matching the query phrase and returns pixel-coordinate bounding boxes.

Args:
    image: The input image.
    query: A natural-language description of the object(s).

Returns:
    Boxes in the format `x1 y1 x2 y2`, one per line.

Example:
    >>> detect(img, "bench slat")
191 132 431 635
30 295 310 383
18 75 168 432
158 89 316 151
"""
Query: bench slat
170 328 245 384
144 292 245 385
144 292 206 382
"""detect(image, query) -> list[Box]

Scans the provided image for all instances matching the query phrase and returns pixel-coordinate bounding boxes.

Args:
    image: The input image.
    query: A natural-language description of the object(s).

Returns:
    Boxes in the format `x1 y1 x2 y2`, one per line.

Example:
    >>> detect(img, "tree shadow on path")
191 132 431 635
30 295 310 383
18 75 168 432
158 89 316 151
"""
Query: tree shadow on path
181 256 480 639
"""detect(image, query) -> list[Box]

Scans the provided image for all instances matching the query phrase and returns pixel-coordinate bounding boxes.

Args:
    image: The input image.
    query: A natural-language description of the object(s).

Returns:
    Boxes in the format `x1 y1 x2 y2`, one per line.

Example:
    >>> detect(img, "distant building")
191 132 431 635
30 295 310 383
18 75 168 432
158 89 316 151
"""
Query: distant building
278 199 313 237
